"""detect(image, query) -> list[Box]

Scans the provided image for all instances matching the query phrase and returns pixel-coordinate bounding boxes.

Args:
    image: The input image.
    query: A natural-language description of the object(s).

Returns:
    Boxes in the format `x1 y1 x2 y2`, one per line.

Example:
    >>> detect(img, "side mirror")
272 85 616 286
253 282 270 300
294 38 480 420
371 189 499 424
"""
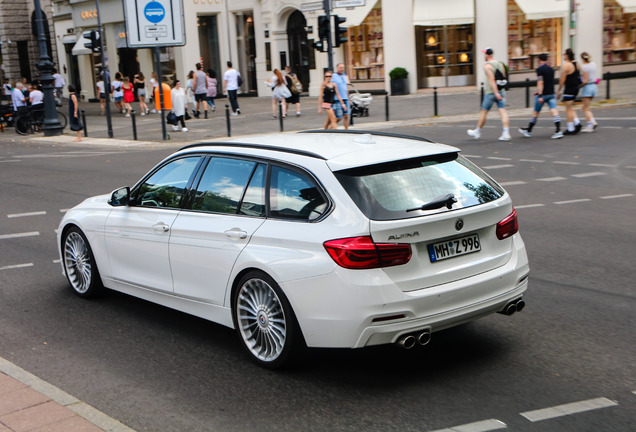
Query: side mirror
109 187 130 207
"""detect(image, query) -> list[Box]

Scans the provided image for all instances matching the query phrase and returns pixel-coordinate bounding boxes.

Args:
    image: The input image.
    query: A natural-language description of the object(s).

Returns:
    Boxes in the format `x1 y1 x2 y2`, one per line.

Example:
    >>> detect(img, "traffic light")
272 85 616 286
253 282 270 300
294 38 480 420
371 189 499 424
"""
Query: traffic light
333 15 348 47
318 15 330 42
83 30 100 52
312 40 326 53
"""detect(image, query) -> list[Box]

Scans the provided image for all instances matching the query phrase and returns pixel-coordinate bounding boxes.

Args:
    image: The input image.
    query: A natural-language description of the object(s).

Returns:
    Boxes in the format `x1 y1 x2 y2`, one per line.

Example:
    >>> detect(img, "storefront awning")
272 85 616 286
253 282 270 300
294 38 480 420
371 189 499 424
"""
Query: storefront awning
336 0 379 28
514 0 569 20
413 0 475 26
71 34 91 55
616 0 636 13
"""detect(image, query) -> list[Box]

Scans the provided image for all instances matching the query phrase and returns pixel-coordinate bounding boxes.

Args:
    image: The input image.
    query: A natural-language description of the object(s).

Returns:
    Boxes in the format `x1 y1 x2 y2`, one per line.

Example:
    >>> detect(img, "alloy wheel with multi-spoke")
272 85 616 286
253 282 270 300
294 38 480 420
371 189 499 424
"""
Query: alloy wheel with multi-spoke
64 230 93 294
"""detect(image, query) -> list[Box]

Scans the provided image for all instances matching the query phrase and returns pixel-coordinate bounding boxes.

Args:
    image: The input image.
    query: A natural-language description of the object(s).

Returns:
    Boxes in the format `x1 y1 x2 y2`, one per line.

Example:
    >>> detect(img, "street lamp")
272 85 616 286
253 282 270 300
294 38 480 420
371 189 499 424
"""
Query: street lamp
33 0 63 136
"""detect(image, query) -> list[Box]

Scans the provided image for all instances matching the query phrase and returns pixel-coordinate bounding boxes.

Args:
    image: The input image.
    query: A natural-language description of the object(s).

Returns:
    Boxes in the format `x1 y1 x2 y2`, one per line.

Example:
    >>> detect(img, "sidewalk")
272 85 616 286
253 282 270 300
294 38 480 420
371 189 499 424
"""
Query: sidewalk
4 76 635 146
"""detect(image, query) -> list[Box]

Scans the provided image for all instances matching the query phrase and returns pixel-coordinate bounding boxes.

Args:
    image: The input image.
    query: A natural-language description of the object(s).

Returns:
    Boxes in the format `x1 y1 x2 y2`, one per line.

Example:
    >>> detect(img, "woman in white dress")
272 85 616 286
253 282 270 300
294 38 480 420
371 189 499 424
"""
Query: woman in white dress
170 79 188 132
265 69 291 119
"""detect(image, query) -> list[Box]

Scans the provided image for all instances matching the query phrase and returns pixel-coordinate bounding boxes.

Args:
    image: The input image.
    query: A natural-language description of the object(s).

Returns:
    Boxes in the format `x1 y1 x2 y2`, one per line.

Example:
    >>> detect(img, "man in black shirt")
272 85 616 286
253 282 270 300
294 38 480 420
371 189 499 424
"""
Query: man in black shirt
518 53 563 139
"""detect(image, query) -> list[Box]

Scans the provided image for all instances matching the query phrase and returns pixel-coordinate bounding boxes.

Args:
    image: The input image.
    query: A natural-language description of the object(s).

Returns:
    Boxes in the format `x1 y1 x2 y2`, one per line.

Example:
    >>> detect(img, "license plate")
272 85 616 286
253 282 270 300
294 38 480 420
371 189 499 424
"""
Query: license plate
428 233 481 262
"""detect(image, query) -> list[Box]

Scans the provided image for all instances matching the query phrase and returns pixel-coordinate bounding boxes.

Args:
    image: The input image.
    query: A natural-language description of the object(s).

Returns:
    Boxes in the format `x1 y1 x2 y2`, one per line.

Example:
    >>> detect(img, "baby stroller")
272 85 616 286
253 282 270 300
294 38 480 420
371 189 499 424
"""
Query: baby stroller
348 83 372 117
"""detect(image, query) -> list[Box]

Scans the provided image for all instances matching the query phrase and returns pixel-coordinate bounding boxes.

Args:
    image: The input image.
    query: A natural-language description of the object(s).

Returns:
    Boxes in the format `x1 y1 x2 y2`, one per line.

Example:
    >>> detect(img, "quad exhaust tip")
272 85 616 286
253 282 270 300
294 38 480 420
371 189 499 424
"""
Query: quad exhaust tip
397 330 431 349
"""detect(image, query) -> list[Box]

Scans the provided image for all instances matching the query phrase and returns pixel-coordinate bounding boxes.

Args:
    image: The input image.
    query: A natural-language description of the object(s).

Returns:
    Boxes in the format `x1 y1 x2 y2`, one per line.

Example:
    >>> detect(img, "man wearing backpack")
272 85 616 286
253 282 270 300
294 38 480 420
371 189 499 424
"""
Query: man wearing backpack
284 66 301 117
467 48 511 141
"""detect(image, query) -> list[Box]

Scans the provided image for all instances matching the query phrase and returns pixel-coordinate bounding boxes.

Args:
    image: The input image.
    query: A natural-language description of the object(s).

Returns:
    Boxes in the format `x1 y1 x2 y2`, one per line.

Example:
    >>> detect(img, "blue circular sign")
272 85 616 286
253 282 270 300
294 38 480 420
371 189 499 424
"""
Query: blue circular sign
144 1 165 24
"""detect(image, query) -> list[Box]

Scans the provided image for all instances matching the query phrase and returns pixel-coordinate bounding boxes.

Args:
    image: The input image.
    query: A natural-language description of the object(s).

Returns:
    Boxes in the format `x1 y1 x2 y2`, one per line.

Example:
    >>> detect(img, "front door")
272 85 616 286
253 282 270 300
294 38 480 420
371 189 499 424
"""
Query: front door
287 10 310 93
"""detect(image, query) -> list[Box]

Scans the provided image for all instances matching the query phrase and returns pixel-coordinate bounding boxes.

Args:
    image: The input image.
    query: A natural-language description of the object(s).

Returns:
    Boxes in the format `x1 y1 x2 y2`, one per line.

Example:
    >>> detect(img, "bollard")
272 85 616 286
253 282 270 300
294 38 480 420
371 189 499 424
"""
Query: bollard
131 109 137 140
81 109 87 137
225 104 231 137
279 100 284 132
525 78 530 108
433 87 439 116
605 71 611 100
480 82 484 107
349 101 354 126
385 91 389 121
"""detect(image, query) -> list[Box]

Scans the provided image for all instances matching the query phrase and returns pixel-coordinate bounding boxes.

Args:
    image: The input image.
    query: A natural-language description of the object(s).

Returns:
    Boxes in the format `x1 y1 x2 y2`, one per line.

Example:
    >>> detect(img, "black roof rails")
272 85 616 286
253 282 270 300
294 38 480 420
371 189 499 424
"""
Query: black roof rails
178 141 327 160
298 129 436 144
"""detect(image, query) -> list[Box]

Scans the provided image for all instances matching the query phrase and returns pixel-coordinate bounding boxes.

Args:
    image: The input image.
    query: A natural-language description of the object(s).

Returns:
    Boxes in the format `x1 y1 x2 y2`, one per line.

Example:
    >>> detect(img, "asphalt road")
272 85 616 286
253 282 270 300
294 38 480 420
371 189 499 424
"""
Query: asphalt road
1 106 635 431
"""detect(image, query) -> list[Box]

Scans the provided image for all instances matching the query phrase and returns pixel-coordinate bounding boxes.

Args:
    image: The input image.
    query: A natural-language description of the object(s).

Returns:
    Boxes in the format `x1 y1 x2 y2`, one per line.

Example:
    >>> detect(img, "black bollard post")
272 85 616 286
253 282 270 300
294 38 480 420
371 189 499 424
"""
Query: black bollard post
279 100 284 132
81 109 87 137
525 78 530 108
605 72 611 100
131 109 137 140
225 104 231 137
385 91 389 121
480 82 484 107
433 87 438 116
349 102 354 126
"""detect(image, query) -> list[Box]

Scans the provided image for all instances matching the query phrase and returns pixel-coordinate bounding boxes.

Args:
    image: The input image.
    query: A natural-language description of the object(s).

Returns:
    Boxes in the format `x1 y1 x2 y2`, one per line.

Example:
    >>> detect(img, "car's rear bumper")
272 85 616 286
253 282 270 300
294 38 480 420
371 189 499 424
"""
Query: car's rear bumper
282 235 529 348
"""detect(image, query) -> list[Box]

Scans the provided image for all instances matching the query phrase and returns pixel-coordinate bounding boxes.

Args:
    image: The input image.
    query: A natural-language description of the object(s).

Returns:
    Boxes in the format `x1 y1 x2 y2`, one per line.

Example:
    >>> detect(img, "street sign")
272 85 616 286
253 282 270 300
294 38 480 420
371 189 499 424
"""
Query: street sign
122 0 186 47
301 1 324 12
334 0 365 7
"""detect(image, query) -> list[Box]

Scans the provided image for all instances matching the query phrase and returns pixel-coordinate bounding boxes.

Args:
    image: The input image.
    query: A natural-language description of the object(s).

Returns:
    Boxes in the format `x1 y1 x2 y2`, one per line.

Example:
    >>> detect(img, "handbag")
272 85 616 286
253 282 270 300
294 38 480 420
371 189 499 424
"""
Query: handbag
166 111 177 125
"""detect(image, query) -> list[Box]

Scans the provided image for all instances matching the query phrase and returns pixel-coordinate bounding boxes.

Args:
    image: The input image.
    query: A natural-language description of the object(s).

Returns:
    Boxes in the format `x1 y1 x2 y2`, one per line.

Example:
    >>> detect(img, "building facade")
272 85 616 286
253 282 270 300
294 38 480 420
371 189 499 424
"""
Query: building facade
51 0 635 100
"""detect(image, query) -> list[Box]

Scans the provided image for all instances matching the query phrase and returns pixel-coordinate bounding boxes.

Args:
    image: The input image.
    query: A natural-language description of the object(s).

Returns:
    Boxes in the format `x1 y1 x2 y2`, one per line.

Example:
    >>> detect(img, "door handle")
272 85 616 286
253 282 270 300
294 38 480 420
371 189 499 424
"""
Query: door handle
224 228 247 239
153 223 170 232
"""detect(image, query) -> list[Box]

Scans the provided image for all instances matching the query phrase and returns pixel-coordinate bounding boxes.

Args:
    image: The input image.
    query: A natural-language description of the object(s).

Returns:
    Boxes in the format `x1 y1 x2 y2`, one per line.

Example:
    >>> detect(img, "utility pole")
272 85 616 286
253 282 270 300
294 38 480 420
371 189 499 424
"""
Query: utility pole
323 0 333 71
95 0 113 138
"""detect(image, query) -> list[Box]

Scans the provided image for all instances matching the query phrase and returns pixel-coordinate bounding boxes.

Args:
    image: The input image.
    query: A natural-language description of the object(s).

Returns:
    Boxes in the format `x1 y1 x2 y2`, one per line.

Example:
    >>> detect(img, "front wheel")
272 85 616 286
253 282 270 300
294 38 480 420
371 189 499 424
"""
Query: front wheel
233 271 304 369
62 226 103 298
14 115 32 135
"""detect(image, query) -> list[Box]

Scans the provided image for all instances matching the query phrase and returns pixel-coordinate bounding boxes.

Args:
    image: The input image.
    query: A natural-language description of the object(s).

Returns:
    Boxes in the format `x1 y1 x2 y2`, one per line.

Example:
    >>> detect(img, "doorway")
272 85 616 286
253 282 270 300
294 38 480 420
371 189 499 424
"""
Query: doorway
287 10 310 93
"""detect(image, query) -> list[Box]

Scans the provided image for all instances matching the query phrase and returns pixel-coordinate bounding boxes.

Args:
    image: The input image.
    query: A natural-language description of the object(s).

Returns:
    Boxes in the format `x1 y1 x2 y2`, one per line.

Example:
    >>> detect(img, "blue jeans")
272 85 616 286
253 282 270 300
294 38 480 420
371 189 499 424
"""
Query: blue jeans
332 100 349 119
481 92 506 111
534 94 557 112
227 90 239 112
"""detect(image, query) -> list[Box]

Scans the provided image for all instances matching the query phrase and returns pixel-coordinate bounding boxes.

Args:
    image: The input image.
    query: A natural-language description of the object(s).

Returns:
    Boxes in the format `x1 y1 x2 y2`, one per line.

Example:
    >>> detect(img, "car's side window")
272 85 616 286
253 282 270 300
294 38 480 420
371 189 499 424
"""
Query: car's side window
136 157 201 209
239 163 266 217
192 157 257 214
270 166 327 221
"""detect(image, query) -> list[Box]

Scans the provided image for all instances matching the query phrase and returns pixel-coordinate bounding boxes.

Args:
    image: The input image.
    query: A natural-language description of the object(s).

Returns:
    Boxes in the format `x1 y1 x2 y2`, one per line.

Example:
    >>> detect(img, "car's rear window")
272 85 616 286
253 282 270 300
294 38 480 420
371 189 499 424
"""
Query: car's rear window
334 153 504 220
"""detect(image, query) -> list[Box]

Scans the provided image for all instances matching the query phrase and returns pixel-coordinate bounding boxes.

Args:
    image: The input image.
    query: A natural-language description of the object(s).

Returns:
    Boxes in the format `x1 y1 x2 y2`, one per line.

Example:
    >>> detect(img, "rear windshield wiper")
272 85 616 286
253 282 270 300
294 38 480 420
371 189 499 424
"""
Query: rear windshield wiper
407 194 457 212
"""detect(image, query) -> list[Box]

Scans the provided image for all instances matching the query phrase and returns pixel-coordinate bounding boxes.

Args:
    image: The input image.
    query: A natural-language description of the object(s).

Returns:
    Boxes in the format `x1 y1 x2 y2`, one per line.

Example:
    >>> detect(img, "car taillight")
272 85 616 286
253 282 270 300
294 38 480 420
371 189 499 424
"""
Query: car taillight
496 208 519 240
323 236 412 269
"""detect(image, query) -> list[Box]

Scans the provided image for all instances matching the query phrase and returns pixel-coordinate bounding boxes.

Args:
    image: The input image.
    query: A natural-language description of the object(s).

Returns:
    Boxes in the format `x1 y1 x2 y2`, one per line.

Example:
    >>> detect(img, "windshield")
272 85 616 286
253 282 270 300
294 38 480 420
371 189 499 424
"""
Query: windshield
334 153 504 220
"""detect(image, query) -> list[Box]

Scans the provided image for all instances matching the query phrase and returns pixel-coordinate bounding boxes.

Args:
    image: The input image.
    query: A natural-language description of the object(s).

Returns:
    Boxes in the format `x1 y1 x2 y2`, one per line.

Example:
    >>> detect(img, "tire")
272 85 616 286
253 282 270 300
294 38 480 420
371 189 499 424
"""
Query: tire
56 110 68 129
14 115 31 135
233 271 304 369
62 226 103 298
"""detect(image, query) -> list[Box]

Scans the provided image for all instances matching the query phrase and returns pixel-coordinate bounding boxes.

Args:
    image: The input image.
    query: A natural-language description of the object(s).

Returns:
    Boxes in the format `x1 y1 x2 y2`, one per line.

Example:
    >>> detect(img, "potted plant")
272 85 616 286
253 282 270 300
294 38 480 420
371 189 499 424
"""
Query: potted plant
389 67 410 95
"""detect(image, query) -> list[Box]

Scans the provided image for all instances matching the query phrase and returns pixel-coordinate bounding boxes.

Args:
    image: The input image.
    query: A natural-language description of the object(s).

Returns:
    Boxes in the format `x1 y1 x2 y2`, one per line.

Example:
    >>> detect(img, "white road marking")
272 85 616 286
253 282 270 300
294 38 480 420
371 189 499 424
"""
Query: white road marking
0 231 40 240
429 419 507 432
0 263 34 271
520 397 618 422
59 209 71 213
516 204 546 209
520 159 545 163
571 172 607 178
538 177 567 182
554 199 592 205
487 157 512 161
483 164 514 169
588 163 616 167
7 211 47 218
500 181 527 186
626 166 636 169
554 161 580 165
601 126 622 129
464 155 482 158
0 159 20 163
600 194 634 199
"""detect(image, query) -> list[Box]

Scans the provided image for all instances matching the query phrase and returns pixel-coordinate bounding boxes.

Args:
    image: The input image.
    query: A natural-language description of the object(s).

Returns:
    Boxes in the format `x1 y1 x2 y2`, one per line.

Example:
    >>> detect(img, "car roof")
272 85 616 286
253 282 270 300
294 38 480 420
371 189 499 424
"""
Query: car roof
179 130 460 171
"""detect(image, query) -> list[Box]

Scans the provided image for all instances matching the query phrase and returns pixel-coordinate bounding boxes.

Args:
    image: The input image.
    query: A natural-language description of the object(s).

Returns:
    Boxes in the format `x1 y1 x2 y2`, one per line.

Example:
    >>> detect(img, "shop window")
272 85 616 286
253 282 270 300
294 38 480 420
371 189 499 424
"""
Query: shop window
345 1 384 82
603 0 636 64
507 0 562 72
416 24 474 88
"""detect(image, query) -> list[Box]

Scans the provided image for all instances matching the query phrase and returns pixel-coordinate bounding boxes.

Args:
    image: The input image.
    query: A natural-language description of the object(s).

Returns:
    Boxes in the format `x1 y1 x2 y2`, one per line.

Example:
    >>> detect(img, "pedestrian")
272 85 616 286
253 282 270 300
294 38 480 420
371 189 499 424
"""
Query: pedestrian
467 48 511 141
170 79 188 132
52 68 65 102
206 69 217 113
318 70 344 130
223 61 241 116
28 83 44 107
134 72 149 115
111 72 124 114
150 72 159 113
122 76 135 117
284 65 301 117
186 71 195 115
2 78 11 101
11 82 26 111
579 52 599 132
68 84 82 142
193 63 209 118
556 48 582 135
266 69 291 119
96 75 106 115
518 53 563 139
331 63 350 129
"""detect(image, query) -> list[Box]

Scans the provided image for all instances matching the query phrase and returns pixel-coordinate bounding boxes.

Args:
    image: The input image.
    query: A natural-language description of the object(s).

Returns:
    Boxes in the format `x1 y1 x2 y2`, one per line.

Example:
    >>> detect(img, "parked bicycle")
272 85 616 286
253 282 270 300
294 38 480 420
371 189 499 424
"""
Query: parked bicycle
14 106 67 135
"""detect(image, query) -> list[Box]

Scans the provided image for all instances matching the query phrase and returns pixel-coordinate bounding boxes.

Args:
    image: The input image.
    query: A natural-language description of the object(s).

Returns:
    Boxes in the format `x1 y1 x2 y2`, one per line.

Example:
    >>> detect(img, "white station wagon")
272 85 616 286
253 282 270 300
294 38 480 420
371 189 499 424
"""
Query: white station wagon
58 131 529 368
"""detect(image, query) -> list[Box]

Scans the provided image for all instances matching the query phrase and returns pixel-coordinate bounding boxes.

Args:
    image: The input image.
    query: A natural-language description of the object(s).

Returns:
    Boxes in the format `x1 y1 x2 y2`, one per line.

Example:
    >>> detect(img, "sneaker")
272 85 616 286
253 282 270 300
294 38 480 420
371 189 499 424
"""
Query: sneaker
592 121 598 130
581 126 594 133
551 131 564 139
498 133 511 142
151 109 157 114
272 115 277 120
140 112 145 116
125 114 131 118
212 106 216 112
518 127 532 138
231 112 238 117
172 125 179 131
181 127 188 132
574 123 582 134
146 109 149 115
237 109 241 115
563 129 575 135
296 112 301 117
467 129 481 139
194 111 200 118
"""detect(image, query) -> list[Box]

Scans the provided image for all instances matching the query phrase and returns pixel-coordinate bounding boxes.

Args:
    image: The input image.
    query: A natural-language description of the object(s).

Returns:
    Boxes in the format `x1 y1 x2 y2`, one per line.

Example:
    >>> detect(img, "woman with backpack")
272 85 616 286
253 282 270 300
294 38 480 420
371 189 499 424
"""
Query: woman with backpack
284 66 301 117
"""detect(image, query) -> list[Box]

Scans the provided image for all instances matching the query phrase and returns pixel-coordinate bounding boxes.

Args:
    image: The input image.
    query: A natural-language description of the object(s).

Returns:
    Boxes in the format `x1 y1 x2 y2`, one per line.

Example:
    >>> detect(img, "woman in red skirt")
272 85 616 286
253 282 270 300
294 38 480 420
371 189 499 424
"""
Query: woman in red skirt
122 77 135 117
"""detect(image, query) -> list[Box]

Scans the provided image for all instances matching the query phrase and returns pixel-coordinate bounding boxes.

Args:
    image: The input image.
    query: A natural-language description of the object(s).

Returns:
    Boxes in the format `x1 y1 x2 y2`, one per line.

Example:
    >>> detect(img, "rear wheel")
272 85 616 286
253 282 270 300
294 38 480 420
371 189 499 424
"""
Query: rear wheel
62 226 103 298
14 115 32 135
233 271 304 369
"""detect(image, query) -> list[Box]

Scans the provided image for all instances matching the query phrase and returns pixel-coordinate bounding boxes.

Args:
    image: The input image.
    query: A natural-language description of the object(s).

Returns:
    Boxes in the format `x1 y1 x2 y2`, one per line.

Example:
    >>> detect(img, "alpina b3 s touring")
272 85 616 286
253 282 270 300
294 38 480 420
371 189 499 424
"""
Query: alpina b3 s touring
58 130 529 368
